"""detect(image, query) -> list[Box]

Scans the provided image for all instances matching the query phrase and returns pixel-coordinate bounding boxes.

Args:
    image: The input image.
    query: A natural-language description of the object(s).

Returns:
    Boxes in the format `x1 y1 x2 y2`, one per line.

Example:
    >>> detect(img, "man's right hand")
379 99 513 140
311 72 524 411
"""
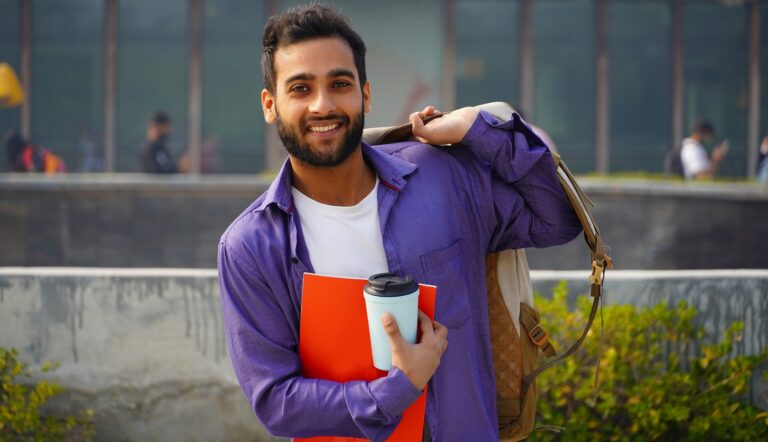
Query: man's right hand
382 311 448 390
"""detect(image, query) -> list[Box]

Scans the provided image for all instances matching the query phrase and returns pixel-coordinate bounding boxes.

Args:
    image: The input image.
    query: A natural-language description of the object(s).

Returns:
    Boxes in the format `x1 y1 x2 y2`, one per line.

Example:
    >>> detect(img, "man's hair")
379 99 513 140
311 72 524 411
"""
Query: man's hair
261 4 367 93
692 119 715 137
150 111 171 126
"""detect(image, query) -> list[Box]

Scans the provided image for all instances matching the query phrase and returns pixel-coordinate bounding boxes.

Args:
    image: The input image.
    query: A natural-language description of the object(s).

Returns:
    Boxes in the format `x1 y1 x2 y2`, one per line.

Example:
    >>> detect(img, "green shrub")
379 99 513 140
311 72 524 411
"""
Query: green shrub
0 347 93 441
530 282 768 441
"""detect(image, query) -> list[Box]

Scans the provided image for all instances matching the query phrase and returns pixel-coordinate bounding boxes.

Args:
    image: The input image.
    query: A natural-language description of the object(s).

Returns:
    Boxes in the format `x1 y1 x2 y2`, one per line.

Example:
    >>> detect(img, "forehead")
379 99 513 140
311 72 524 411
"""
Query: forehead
273 37 357 83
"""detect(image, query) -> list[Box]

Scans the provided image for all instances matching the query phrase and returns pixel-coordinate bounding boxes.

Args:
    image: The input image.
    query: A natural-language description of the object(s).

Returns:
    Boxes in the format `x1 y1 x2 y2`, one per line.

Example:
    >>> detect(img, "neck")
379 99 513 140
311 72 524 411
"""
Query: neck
290 145 376 206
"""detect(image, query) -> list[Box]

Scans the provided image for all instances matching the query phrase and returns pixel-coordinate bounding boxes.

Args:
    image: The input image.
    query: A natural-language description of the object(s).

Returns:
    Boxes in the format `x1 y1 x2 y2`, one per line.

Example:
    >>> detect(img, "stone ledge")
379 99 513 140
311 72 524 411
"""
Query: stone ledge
0 269 765 441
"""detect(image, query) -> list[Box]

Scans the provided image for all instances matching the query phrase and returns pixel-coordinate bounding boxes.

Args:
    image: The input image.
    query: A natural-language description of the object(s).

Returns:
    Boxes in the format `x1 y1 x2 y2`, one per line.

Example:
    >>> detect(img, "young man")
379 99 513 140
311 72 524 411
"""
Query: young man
217 5 581 441
680 119 729 180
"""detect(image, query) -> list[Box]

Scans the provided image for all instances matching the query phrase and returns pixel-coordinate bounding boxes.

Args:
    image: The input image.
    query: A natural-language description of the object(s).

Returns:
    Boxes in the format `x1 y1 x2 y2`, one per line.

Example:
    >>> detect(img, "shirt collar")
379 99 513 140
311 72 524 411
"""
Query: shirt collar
255 141 419 214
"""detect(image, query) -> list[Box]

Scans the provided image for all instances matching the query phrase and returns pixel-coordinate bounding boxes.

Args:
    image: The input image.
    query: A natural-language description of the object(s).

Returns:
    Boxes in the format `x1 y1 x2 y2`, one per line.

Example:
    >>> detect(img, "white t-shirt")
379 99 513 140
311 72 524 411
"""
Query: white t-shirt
680 137 710 179
291 180 389 279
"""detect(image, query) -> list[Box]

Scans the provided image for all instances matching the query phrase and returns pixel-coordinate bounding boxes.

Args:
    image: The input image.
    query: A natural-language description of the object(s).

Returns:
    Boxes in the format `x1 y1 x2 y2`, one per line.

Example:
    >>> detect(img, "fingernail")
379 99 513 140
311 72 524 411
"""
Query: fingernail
381 313 393 325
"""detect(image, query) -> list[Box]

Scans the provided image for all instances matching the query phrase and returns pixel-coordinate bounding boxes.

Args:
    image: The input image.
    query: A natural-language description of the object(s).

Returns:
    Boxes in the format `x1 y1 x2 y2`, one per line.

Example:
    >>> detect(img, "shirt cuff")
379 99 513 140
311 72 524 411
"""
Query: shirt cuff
459 110 525 159
369 367 422 419
459 109 550 178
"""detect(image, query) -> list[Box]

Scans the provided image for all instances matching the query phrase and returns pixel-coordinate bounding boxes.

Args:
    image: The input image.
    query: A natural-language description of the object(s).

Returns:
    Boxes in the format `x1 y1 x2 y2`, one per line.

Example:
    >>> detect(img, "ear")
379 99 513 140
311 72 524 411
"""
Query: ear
362 81 372 114
261 89 277 124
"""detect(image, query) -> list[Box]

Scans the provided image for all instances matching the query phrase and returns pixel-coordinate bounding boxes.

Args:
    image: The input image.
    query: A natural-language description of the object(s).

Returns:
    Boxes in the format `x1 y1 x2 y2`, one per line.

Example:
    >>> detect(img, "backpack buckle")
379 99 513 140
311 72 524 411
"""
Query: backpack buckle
589 260 605 286
528 324 549 348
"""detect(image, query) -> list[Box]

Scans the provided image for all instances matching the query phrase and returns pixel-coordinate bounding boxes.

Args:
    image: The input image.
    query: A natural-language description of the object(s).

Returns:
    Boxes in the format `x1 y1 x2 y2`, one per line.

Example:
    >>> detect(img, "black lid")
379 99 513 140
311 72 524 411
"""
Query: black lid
364 273 418 297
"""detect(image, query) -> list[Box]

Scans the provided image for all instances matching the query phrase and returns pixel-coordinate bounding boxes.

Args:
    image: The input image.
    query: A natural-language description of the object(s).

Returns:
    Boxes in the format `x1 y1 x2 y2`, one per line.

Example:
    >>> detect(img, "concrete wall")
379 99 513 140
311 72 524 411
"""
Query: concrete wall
0 268 282 442
1 174 767 269
526 180 768 270
0 268 766 441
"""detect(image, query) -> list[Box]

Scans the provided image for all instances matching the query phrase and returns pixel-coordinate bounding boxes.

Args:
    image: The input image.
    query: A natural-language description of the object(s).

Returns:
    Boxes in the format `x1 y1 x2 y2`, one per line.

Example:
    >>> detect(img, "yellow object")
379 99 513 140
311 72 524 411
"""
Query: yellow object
0 62 24 108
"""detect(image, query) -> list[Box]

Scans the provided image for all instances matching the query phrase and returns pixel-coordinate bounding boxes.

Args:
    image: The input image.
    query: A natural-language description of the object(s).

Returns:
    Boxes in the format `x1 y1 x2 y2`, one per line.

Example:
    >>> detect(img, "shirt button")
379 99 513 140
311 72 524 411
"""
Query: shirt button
291 257 299 264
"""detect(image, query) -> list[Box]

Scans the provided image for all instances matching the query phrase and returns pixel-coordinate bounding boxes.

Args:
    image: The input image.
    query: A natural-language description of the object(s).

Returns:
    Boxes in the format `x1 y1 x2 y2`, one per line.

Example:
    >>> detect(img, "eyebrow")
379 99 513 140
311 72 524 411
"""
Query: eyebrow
328 69 355 80
283 69 356 86
284 72 315 84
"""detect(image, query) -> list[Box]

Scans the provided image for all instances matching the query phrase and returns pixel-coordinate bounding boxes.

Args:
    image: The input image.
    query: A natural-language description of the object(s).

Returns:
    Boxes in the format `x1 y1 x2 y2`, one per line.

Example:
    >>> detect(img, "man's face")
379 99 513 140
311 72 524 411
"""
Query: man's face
148 122 171 142
261 37 371 167
158 123 171 138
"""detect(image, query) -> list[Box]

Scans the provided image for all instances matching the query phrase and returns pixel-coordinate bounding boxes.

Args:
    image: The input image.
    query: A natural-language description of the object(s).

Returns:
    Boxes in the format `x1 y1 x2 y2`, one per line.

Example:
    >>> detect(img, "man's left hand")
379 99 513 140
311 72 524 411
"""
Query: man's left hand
410 106 480 146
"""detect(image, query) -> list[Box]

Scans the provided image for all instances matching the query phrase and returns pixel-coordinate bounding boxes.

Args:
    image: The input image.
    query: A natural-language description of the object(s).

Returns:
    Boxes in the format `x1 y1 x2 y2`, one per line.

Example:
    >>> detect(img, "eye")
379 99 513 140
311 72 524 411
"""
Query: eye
332 80 351 88
289 84 309 93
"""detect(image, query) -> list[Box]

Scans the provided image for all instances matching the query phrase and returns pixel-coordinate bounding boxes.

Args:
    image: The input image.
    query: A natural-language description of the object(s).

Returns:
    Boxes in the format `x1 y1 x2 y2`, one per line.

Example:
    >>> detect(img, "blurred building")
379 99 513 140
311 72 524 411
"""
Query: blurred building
0 0 765 176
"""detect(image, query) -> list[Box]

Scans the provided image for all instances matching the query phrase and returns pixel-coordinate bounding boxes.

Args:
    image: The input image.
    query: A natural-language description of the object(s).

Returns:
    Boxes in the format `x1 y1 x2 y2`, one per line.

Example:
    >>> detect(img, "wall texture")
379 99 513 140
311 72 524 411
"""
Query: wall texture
1 174 766 269
0 268 765 441
0 268 280 442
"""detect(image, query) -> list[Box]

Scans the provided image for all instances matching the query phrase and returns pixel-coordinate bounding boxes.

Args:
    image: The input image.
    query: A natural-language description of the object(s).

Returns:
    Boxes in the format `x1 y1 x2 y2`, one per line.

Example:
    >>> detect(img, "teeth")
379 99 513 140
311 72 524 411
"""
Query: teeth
308 124 339 133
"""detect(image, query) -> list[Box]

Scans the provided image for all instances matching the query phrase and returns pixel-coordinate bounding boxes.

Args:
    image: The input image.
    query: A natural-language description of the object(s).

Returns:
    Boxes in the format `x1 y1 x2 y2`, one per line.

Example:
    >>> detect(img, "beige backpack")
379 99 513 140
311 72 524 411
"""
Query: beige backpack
363 102 613 441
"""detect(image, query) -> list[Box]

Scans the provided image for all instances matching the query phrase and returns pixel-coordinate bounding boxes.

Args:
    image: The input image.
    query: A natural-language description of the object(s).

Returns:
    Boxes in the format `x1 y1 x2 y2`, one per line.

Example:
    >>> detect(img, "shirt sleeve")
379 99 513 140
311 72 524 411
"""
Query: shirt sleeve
217 242 422 441
458 110 582 252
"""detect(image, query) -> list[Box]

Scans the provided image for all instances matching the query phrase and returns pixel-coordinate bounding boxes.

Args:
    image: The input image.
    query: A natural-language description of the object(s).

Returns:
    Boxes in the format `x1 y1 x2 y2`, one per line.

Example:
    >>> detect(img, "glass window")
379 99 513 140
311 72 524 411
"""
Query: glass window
455 0 519 109
0 0 21 162
203 0 266 174
117 0 187 172
684 0 748 177
609 1 671 173
31 0 103 171
534 0 595 173
761 2 768 174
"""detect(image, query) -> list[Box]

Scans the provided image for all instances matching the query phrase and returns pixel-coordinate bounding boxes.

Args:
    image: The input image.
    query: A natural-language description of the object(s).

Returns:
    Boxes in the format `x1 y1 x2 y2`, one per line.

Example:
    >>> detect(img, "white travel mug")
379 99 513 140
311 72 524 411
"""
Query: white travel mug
363 273 420 371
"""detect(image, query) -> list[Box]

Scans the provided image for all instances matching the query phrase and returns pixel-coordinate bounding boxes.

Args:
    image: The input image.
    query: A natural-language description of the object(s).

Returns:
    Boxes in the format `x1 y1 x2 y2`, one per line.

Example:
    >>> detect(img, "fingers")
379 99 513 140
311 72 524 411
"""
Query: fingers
411 106 439 126
381 313 406 352
416 311 448 356
421 106 437 117
418 310 434 335
433 320 448 342
433 320 448 355
410 112 431 144
409 111 425 131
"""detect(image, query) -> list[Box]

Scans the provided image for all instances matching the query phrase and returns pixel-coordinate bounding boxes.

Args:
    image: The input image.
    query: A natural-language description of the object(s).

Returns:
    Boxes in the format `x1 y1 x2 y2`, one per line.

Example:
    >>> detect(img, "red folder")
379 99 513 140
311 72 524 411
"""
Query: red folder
298 273 437 442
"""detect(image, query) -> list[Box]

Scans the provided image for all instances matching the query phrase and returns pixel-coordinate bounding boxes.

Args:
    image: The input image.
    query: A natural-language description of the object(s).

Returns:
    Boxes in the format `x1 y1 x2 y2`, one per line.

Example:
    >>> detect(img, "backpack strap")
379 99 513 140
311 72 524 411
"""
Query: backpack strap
519 303 556 358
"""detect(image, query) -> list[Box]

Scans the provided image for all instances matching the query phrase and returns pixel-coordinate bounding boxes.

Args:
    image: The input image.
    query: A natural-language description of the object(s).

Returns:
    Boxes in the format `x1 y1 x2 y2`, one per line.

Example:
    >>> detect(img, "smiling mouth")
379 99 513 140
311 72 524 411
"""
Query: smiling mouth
306 122 341 134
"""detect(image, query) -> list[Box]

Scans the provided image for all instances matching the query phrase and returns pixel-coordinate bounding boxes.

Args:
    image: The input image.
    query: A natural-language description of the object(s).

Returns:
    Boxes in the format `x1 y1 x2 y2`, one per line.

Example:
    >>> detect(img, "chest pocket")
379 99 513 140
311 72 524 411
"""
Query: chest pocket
420 239 471 328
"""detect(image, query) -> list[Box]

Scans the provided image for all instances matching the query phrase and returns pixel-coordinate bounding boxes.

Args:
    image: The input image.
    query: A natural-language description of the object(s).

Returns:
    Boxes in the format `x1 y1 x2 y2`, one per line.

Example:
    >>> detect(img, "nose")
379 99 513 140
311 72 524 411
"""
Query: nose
308 89 336 115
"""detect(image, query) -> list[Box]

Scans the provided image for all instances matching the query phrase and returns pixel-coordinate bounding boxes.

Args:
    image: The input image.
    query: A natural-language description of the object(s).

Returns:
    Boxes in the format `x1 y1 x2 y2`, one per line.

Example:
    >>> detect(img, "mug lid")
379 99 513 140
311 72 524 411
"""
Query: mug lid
364 273 418 297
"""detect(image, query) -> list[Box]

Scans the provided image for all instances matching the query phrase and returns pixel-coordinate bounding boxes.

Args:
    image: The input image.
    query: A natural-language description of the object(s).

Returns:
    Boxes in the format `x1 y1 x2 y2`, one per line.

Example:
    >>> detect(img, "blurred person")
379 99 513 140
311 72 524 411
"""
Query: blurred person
178 135 220 174
757 135 768 183
3 130 66 174
140 111 178 174
217 4 580 441
78 126 103 172
3 129 24 170
679 119 728 180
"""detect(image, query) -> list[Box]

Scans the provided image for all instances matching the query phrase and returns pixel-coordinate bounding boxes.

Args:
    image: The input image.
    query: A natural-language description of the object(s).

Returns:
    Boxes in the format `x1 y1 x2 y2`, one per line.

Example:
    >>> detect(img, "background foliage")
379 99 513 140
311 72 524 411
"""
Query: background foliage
0 347 93 441
530 282 768 441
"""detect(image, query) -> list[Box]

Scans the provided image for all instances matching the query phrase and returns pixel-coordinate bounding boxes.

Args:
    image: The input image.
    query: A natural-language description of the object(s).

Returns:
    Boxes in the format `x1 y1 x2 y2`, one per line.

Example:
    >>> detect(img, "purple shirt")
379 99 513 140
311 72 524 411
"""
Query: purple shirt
218 111 581 441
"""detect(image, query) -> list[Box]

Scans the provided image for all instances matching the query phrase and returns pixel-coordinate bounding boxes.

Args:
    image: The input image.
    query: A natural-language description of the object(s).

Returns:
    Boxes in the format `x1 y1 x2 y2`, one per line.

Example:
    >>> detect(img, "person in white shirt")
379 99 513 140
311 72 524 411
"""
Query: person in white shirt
757 136 768 183
680 119 728 180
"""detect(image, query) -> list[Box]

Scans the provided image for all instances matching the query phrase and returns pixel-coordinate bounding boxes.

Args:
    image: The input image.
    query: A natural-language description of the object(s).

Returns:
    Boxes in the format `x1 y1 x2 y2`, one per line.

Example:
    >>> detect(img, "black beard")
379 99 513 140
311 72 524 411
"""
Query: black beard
276 109 364 167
